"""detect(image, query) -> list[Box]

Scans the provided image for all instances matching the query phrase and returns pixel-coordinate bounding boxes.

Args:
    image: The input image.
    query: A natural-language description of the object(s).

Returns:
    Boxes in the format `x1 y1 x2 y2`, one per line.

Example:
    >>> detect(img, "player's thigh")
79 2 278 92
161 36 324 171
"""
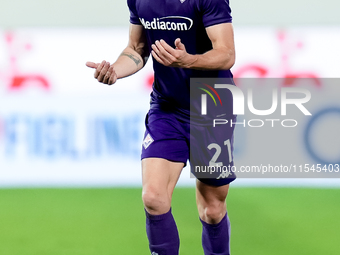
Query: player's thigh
196 179 230 223
142 158 184 214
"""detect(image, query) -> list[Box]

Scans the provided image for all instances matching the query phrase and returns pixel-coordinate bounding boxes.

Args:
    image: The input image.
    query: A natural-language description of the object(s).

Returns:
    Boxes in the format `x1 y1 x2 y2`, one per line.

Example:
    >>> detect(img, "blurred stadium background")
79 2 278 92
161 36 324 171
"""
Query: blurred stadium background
0 0 339 254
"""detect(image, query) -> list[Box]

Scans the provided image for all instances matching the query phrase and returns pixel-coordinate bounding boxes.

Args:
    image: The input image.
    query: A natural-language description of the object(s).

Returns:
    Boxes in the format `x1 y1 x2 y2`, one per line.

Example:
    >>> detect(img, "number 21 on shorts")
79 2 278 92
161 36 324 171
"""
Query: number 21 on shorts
208 139 232 167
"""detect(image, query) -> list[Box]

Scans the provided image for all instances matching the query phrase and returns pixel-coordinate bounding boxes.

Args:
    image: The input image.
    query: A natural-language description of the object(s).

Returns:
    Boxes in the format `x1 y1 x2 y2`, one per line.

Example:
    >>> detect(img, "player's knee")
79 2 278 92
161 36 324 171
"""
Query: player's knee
200 202 226 224
142 188 170 214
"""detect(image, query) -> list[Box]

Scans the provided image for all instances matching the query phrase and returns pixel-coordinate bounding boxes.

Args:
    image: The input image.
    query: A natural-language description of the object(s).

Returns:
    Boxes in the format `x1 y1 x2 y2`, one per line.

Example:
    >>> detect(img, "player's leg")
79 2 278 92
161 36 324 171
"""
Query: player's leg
142 158 183 214
142 157 184 255
196 180 231 255
141 108 189 254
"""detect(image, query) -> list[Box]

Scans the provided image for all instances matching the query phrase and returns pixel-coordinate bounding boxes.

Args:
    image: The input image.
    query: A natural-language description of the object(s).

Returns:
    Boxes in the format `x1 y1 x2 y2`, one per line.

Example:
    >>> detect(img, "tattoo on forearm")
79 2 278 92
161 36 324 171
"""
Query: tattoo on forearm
120 52 142 66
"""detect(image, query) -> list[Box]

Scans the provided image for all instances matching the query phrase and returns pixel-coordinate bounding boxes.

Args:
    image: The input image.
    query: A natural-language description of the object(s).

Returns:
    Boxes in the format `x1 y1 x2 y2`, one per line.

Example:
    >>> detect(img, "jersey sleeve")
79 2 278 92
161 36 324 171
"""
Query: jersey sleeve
127 0 141 25
200 0 232 28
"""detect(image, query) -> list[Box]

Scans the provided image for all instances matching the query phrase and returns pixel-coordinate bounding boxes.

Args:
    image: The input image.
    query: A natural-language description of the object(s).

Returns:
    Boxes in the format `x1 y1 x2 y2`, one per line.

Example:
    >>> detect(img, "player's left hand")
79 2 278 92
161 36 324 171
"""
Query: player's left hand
151 38 197 68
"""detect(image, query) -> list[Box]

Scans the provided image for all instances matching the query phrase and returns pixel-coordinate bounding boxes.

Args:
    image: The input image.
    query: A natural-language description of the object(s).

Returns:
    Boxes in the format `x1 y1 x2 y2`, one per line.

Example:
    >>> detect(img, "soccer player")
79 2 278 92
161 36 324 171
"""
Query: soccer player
86 0 236 254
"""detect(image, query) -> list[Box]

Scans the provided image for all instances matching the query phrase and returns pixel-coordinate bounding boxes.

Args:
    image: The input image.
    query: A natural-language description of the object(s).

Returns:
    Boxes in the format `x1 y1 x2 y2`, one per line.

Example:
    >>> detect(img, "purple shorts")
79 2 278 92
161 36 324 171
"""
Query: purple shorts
141 108 236 186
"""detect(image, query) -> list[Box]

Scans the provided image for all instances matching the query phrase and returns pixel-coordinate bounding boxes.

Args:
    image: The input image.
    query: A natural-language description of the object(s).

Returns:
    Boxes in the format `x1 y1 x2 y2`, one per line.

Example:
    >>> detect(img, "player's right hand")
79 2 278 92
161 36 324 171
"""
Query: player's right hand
86 60 118 85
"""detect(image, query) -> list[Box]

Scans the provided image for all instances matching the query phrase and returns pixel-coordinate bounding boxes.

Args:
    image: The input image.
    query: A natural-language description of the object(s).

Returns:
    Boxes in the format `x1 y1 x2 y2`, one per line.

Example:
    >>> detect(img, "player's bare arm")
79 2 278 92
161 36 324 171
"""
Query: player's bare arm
86 24 149 85
151 22 235 70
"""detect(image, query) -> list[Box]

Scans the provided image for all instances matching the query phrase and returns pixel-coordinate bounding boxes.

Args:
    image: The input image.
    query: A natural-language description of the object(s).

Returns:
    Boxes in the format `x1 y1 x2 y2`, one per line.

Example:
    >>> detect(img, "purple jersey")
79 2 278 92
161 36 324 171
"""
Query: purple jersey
127 0 234 121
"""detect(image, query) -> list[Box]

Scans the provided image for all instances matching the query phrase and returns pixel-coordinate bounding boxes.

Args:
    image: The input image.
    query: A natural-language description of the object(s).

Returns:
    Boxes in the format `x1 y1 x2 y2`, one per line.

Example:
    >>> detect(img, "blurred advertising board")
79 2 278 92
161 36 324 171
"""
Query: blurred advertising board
0 27 339 187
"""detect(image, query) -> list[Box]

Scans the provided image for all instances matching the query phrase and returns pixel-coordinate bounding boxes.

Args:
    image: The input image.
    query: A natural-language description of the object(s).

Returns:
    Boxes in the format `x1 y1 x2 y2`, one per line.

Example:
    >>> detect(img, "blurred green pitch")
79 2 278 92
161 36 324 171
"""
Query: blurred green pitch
0 187 339 255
